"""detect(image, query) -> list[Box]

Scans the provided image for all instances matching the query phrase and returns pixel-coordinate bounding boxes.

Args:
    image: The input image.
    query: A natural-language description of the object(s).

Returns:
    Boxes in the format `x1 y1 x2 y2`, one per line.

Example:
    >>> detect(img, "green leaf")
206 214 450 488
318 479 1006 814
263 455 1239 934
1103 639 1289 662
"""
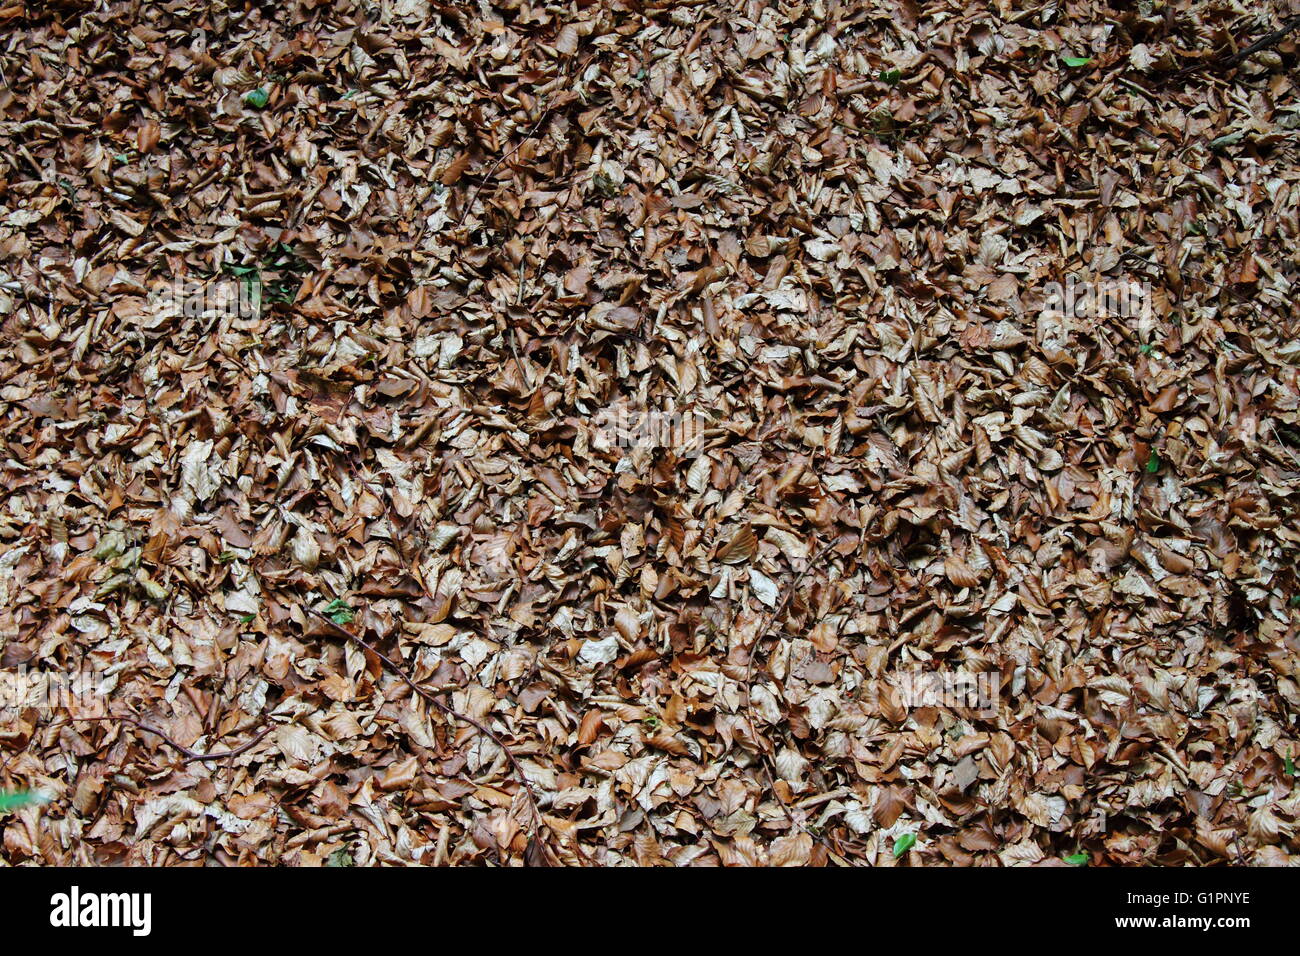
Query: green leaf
244 87 270 109
893 832 917 858
592 172 621 198
1145 451 1160 474
1286 752 1296 777
1209 132 1245 151
1062 56 1093 68
325 598 354 625
325 847 354 867
0 790 48 812
1139 343 1154 355
1063 852 1089 865
879 69 902 85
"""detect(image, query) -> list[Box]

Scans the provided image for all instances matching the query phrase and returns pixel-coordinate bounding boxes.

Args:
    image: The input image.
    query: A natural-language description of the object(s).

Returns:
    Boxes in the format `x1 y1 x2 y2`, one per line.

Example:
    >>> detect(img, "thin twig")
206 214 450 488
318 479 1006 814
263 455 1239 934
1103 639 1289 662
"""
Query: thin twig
1165 14 1300 82
410 65 574 282
740 539 839 835
316 477 573 864
306 607 570 864
68 713 273 764
508 258 533 391
1265 420 1300 470
1221 14 1300 68
454 106 553 231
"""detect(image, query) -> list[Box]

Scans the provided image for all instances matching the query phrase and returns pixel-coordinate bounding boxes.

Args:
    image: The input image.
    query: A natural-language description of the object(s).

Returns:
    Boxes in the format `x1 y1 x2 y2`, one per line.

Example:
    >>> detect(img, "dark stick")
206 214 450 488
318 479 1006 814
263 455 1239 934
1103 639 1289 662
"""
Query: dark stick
1166 13 1300 81
741 539 839 837
68 714 273 764
454 106 554 231
1222 14 1300 68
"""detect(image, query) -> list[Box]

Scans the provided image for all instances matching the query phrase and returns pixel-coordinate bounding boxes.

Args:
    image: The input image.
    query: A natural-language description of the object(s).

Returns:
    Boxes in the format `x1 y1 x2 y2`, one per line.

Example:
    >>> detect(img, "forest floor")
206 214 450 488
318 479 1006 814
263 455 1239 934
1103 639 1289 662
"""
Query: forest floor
2 0 1300 866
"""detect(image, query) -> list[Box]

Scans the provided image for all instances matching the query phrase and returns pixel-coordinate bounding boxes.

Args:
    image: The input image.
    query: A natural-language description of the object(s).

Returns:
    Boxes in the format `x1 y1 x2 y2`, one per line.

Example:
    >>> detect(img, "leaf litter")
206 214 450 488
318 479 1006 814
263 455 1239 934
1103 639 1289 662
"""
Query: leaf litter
0 1 1299 866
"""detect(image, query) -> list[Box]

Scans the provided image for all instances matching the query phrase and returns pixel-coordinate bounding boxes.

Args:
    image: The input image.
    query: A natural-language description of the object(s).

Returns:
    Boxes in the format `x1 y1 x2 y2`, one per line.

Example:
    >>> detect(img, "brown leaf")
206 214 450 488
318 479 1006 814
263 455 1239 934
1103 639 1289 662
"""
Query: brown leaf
717 524 757 565
440 152 471 185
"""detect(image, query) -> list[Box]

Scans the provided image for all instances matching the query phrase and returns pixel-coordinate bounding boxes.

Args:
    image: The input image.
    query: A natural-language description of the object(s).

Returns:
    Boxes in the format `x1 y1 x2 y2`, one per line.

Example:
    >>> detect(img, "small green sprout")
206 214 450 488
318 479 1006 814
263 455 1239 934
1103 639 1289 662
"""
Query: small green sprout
893 832 917 858
0 791 48 813
325 598 354 625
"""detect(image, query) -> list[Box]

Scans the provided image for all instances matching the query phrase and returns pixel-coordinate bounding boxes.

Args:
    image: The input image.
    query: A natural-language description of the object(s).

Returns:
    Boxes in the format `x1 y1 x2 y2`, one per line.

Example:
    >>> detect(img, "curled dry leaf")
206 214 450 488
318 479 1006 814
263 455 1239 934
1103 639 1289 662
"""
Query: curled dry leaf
717 525 758 565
